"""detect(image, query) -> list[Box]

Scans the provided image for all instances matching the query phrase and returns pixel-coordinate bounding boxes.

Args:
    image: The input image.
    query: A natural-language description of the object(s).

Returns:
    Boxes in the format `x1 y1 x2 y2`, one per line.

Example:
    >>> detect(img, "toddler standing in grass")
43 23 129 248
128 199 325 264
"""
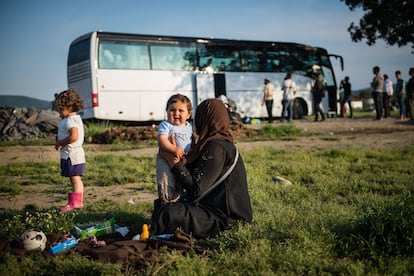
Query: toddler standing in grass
156 94 193 205
55 88 86 212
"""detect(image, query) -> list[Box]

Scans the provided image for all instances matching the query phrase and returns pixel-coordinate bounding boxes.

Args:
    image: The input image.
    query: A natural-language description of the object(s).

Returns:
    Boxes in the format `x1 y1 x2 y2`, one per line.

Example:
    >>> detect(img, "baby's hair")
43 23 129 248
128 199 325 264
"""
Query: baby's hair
166 94 193 113
55 88 84 112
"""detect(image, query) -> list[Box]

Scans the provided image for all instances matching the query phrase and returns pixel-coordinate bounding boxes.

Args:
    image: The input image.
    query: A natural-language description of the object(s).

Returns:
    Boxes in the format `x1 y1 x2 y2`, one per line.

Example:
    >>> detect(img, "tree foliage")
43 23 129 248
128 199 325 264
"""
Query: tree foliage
341 0 414 50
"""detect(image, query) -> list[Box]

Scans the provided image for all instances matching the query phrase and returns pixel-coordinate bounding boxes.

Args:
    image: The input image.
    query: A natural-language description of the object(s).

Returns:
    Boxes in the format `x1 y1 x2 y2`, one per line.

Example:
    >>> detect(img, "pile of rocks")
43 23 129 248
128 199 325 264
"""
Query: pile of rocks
0 106 60 141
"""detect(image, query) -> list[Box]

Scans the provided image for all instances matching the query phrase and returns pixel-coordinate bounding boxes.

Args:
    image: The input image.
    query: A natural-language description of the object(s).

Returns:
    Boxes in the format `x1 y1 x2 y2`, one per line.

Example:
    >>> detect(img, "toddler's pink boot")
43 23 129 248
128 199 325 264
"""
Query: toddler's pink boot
60 192 84 212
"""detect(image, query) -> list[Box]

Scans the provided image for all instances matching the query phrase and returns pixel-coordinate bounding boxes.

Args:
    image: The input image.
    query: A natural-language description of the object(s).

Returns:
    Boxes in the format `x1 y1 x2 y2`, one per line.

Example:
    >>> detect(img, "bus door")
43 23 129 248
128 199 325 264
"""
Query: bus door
328 54 344 116
214 73 227 98
326 86 338 115
320 64 339 116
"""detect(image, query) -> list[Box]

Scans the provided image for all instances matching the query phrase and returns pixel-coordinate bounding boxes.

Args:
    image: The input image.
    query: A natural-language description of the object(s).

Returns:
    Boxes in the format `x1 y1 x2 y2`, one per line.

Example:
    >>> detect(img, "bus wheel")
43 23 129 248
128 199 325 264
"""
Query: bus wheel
293 99 307 119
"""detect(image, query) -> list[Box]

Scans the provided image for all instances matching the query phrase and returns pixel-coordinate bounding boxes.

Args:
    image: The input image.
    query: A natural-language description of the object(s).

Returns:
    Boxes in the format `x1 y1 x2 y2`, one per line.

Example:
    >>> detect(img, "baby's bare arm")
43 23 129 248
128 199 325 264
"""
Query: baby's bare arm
158 134 184 157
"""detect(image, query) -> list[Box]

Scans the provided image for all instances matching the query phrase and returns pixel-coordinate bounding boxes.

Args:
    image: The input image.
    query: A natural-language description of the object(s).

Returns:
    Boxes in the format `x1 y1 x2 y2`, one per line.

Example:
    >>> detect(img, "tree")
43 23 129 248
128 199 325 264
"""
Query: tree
341 0 414 50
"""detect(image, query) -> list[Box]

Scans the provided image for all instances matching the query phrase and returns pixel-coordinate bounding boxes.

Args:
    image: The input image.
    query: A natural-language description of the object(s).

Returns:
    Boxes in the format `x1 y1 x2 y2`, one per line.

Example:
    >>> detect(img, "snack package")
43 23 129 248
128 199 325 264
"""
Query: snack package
50 235 78 254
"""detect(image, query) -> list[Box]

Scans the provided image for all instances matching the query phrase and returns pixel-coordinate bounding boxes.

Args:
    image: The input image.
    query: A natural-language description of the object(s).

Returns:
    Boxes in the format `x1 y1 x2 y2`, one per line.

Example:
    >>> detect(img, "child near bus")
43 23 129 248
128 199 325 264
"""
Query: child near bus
55 88 86 212
157 94 193 205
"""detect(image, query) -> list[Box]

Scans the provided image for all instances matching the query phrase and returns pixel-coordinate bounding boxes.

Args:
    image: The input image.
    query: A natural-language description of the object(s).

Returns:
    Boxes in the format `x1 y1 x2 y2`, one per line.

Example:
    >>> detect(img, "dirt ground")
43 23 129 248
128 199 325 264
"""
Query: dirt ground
1 117 413 210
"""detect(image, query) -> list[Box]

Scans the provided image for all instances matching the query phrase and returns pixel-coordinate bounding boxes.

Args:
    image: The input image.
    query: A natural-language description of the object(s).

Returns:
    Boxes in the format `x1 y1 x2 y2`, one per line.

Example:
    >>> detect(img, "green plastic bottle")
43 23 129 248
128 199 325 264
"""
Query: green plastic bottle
79 217 115 240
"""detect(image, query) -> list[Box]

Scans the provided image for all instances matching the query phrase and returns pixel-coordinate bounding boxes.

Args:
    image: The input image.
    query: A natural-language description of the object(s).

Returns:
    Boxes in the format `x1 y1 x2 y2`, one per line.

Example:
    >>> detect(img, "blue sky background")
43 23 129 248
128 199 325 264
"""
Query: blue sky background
0 0 412 101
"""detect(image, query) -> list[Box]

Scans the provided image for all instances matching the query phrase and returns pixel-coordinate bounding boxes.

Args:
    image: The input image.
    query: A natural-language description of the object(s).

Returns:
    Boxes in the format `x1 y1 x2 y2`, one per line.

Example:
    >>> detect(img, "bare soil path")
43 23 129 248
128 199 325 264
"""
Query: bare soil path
1 117 413 210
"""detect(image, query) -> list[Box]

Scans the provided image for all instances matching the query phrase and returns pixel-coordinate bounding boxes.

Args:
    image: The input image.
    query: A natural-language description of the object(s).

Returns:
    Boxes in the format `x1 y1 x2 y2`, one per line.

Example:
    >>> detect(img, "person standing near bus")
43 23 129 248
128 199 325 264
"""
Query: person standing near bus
340 76 353 118
382 74 393 118
156 94 193 205
262 78 274 123
395 70 406 120
311 72 326 122
281 73 297 122
406 67 414 121
371 66 384 120
54 88 86 212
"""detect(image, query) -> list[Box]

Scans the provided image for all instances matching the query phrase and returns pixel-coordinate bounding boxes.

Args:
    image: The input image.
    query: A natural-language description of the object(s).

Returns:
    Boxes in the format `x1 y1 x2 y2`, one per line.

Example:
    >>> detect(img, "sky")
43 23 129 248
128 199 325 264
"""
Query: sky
0 0 412 101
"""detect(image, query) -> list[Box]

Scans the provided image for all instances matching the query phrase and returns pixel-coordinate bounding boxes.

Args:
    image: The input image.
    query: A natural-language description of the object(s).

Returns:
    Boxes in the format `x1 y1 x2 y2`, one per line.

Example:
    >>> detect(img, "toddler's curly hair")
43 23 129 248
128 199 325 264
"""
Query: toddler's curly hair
55 88 84 112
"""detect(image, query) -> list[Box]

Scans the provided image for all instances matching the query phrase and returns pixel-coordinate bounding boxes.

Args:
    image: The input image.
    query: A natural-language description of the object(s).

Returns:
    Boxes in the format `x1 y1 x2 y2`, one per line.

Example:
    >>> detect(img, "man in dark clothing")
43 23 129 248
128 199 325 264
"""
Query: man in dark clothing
406 67 414 121
340 76 353 118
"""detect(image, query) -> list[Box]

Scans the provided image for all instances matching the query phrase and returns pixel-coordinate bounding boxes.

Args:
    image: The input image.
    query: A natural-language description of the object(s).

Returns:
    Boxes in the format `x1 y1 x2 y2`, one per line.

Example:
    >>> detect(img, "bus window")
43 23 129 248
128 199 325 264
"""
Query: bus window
150 44 196 71
68 39 90 66
240 49 261 72
198 46 241 72
276 48 304 74
99 40 150 70
321 65 335 86
300 50 320 76
261 52 281 72
319 55 335 86
261 47 317 74
125 43 150 69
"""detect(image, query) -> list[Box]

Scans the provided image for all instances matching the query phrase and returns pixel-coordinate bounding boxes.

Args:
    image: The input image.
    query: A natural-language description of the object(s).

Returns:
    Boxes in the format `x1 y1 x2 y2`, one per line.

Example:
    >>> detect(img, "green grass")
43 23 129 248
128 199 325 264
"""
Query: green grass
0 153 157 194
0 137 56 147
1 142 413 274
259 123 302 139
86 154 157 187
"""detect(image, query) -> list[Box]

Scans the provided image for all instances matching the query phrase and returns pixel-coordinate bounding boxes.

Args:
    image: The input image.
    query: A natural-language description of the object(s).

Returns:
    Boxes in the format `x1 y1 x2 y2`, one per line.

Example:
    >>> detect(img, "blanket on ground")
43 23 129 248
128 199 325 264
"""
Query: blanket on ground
0 229 196 270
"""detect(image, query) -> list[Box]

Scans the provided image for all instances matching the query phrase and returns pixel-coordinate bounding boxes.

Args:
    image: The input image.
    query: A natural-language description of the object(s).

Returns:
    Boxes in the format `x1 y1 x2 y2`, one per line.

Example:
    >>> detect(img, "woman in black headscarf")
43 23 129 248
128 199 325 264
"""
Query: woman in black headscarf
151 98 252 238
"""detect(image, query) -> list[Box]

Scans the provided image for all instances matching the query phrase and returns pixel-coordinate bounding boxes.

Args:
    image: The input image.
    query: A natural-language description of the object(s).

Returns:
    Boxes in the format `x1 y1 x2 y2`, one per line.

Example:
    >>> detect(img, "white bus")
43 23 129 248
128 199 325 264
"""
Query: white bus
67 31 343 122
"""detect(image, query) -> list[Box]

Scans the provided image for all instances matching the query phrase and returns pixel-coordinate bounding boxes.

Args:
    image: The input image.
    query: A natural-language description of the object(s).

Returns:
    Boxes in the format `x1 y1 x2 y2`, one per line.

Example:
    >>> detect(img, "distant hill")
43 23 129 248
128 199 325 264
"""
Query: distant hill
0 95 53 110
